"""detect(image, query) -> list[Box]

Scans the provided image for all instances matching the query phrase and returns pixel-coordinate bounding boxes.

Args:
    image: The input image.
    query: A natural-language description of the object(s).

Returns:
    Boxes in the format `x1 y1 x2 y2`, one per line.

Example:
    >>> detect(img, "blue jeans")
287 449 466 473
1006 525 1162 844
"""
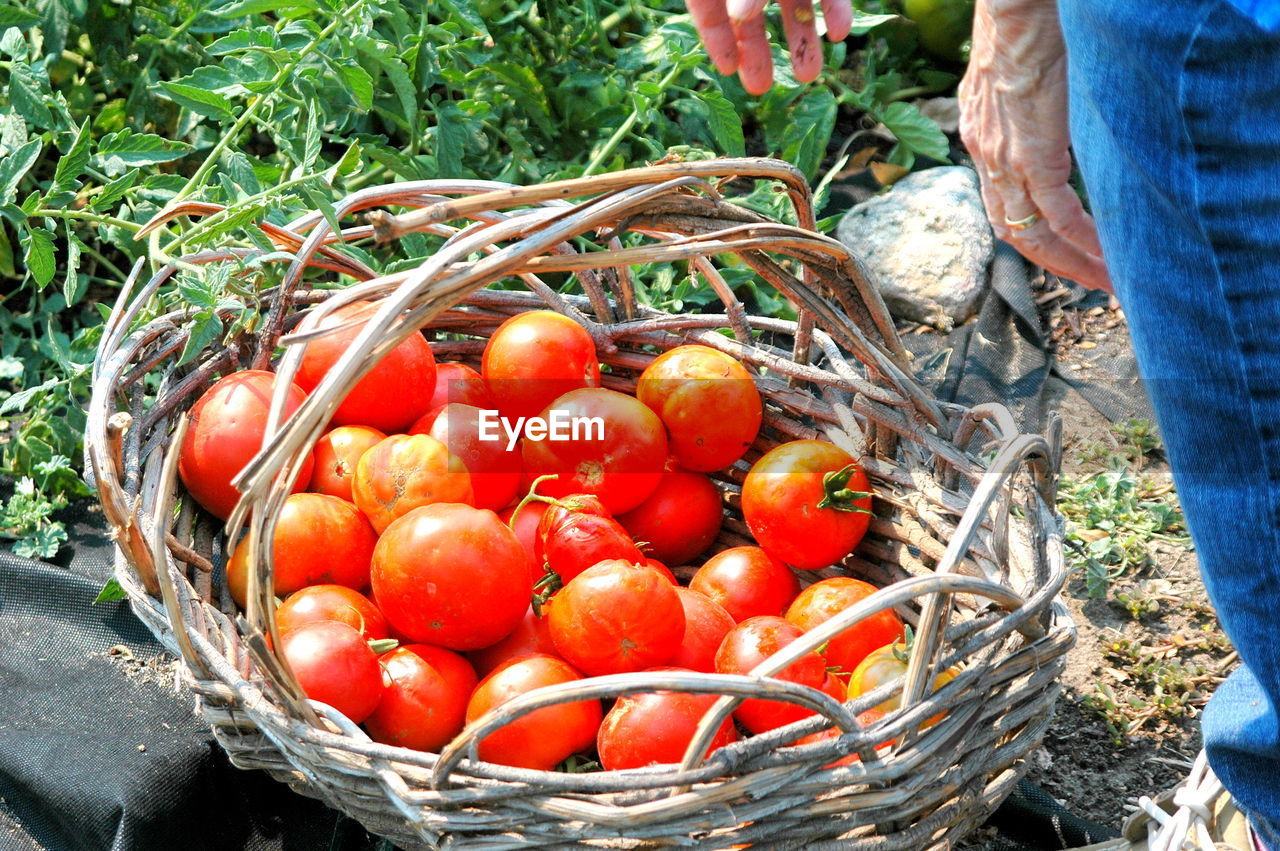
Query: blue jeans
1058 0 1280 842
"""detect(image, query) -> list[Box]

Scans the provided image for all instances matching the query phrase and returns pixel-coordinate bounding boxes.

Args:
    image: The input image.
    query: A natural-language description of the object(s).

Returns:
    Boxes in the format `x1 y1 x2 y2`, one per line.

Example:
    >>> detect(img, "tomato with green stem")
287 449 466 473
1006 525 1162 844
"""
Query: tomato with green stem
741 440 873 570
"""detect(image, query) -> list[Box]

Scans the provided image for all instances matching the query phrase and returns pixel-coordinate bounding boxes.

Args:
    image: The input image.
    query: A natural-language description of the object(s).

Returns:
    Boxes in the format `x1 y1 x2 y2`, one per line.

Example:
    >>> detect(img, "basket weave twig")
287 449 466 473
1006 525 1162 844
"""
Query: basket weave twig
86 158 1074 850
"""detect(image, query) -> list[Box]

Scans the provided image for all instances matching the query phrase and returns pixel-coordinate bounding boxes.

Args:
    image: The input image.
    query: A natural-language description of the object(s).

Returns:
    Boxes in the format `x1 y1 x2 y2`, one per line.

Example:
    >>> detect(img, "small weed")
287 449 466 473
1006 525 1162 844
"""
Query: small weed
1060 460 1189 599
0 475 68 559
1085 636 1231 745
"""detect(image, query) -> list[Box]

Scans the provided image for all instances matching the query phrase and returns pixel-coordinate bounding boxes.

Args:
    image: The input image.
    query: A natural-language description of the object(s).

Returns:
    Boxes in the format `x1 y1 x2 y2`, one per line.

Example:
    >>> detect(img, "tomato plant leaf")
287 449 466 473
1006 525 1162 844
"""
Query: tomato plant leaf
878 101 950 162
206 29 279 55
92 130 193 176
177 311 223 367
21 226 54 288
847 11 900 35
336 63 374 111
51 119 92 194
8 65 53 129
88 168 140 211
0 7 42 28
434 103 465 178
781 88 836 180
159 81 237 121
93 577 128 604
696 88 745 158
212 0 318 18
0 138 41 206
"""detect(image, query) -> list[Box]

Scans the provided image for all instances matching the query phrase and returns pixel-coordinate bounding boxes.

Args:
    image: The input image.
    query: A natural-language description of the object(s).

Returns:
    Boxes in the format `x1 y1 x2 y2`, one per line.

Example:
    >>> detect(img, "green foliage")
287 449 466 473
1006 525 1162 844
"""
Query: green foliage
1060 461 1189 599
0 0 956 559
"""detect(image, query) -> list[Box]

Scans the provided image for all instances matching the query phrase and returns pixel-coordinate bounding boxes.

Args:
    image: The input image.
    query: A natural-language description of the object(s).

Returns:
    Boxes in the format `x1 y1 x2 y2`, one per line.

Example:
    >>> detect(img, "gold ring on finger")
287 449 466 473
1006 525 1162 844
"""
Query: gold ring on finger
1004 211 1042 231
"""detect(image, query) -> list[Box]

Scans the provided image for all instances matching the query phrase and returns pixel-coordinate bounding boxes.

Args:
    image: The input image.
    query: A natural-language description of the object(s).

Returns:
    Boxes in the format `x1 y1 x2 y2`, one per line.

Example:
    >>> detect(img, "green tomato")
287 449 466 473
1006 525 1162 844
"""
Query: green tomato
901 0 976 63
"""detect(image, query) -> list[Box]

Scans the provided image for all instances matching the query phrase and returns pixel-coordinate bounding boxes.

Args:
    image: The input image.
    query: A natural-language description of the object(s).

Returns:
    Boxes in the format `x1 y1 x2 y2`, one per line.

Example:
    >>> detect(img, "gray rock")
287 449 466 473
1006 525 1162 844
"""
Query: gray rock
836 166 994 330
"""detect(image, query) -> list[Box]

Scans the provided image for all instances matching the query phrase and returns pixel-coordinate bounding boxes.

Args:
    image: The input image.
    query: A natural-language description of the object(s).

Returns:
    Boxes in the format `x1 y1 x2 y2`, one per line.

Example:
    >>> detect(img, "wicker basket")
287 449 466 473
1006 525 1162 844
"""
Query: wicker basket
86 158 1075 850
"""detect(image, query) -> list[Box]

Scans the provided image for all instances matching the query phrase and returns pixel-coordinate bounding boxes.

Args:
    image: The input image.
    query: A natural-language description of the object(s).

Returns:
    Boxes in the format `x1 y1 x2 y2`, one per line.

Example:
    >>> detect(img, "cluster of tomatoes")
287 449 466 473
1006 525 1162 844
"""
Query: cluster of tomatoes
175 301 937 772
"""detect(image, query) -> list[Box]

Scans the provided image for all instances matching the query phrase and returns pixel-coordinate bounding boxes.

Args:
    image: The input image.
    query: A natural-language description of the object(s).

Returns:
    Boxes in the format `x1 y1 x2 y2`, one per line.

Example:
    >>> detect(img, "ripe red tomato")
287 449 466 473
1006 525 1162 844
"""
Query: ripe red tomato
226 493 377 607
689 546 801 623
465 653 602 770
714 616 828 735
364 645 478 752
542 512 644 585
642 558 679 584
785 577 904 677
410 403 522 511
467 605 559 677
637 345 762 472
295 300 437 433
351 434 474 534
596 668 738 770
308 425 386 502
482 311 600 420
534 493 610 563
500 500 552 586
178 370 315 520
276 585 389 640
427 362 494 411
848 643 957 728
521 388 667 514
547 560 685 676
371 504 532 650
668 588 735 673
617 469 723 566
279 621 384 723
741 440 873 570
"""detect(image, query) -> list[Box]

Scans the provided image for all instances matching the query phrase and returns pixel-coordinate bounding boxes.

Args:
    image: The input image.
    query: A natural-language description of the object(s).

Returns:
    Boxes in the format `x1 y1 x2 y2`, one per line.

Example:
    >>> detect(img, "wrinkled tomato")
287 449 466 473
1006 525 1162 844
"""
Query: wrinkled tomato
351 434 474 534
547 560 685 676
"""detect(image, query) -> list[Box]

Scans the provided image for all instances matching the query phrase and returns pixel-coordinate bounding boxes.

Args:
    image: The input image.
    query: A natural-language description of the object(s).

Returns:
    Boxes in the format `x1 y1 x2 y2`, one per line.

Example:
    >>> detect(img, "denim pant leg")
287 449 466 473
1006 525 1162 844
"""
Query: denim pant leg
1058 0 1280 839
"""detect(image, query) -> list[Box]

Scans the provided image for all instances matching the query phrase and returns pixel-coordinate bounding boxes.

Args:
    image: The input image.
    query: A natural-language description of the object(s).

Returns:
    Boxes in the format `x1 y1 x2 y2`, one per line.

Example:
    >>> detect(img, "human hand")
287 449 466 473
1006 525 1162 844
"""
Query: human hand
958 0 1111 290
685 0 854 95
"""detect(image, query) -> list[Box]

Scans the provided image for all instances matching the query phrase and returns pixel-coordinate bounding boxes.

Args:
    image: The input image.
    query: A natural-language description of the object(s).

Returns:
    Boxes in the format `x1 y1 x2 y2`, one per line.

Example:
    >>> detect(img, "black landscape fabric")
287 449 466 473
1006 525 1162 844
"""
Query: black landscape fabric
0 502 379 851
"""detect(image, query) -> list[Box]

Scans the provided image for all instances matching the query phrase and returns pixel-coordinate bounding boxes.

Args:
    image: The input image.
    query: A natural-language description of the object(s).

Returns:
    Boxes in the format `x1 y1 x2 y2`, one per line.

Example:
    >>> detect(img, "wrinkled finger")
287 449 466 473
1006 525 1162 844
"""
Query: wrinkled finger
780 0 822 82
980 175 1112 291
1009 227 1112 292
726 0 768 21
984 169 1039 223
686 0 741 75
1026 181 1105 257
821 0 853 42
733 13 774 95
